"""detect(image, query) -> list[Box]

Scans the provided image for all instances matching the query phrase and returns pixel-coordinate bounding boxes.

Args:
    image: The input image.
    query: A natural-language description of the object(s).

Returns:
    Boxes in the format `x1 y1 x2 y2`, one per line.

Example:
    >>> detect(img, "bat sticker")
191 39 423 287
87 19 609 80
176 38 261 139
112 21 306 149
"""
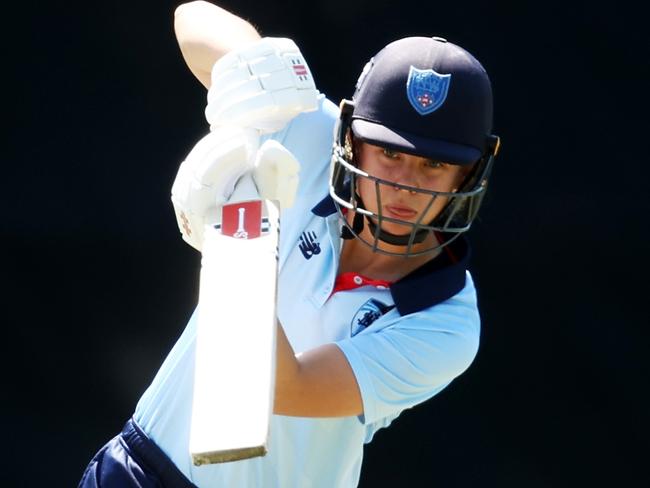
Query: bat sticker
221 200 263 239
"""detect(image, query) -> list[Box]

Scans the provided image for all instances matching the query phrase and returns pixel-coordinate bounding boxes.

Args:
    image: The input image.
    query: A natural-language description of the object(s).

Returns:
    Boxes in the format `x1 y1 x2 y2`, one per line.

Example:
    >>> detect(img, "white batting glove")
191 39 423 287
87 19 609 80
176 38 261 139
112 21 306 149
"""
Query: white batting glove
171 130 301 252
254 139 301 209
171 127 259 251
205 37 319 134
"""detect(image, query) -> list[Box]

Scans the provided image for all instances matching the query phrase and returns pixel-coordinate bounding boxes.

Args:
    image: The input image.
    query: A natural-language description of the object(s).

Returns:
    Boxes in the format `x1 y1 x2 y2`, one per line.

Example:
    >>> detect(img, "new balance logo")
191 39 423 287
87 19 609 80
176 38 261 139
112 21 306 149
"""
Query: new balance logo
298 231 321 260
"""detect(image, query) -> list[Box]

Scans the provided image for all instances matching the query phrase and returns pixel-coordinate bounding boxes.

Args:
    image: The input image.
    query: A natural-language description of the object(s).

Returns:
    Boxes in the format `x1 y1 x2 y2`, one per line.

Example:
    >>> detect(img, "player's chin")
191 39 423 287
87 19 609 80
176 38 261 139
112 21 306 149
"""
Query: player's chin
373 218 415 236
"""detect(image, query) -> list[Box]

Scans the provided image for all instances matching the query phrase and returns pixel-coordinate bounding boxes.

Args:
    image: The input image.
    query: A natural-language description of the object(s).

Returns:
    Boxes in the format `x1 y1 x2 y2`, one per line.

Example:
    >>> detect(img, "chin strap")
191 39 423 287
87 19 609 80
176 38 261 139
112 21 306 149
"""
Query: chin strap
365 217 429 245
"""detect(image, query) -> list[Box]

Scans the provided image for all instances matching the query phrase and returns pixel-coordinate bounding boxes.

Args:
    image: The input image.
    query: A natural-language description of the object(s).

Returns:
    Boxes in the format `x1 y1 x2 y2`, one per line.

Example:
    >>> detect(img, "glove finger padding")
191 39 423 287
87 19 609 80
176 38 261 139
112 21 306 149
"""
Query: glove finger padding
205 37 319 134
253 140 300 210
171 127 258 251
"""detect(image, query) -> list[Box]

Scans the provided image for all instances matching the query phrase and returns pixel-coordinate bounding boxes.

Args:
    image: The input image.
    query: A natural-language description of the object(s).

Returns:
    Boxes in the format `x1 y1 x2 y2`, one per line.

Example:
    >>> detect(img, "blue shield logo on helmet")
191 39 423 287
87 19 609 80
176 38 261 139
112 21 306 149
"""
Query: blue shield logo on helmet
406 66 451 115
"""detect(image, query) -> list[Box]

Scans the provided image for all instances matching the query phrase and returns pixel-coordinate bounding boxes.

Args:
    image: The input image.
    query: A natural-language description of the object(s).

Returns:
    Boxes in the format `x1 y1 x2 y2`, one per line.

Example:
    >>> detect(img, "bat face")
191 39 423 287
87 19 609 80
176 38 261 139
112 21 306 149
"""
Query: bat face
190 174 279 466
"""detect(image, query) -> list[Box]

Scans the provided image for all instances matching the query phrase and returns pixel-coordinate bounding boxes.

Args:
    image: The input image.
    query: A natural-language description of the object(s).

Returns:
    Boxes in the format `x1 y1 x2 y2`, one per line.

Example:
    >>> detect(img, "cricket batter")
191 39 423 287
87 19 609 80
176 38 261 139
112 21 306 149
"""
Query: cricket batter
79 1 500 486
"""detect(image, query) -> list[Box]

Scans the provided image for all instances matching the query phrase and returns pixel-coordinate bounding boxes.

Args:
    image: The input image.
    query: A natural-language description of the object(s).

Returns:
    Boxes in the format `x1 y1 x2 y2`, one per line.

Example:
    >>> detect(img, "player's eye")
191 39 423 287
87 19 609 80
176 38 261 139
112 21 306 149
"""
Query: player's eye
425 160 446 169
382 148 400 159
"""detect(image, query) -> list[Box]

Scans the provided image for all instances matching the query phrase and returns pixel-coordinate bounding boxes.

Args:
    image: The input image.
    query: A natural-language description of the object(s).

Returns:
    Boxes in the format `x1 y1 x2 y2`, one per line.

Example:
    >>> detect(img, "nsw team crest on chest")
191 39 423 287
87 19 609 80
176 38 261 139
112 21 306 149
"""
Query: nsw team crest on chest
351 299 394 336
406 66 451 115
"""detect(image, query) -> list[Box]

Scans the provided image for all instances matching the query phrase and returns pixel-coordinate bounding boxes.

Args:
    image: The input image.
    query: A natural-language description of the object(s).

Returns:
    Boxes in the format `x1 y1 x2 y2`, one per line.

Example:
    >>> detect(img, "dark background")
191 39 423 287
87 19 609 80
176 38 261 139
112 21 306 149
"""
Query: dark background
5 1 648 486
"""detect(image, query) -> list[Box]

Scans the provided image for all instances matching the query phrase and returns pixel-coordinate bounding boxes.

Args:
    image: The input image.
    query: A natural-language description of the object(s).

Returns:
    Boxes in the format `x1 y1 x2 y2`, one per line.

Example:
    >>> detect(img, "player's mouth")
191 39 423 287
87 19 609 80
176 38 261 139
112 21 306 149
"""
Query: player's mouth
384 204 418 220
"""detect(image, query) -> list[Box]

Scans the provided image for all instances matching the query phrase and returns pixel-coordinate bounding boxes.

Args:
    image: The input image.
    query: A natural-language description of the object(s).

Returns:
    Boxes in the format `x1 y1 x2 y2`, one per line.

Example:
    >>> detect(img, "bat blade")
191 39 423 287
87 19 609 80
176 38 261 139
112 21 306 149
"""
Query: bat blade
189 174 279 466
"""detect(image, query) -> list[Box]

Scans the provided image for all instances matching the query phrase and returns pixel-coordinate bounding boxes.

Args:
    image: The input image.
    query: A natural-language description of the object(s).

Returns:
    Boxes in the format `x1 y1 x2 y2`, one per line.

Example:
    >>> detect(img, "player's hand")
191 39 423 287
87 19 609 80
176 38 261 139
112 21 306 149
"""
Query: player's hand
205 37 319 134
171 127 258 251
171 129 301 252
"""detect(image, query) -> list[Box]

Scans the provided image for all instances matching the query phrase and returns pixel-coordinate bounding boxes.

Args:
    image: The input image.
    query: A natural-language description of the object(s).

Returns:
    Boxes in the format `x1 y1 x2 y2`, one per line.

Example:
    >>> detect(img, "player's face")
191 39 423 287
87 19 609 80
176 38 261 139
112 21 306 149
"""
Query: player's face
355 141 468 236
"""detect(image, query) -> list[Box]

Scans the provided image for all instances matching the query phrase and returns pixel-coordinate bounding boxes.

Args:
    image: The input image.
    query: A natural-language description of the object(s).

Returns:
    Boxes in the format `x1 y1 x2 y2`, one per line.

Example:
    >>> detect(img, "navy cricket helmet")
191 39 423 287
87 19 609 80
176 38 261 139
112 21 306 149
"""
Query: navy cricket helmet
329 36 501 256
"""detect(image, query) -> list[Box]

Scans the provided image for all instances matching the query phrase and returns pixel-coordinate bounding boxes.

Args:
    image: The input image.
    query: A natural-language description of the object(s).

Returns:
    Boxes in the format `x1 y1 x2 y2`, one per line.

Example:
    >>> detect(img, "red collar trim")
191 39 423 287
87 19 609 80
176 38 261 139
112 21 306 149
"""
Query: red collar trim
332 272 393 295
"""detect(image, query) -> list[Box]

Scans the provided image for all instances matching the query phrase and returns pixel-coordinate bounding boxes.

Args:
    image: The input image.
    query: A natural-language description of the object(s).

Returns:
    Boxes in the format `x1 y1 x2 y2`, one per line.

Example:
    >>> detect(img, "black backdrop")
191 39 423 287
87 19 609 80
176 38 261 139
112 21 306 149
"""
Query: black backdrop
5 1 649 486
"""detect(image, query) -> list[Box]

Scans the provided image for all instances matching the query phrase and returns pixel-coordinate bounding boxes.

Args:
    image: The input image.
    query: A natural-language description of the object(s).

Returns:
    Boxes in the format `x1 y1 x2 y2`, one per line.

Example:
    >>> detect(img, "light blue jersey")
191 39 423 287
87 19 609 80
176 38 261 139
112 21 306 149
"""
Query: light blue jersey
134 96 481 487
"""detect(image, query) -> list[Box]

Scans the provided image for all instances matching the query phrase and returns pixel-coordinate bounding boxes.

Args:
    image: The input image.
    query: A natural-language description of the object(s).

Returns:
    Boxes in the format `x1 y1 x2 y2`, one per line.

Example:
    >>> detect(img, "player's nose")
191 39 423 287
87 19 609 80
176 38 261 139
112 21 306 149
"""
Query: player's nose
389 162 420 193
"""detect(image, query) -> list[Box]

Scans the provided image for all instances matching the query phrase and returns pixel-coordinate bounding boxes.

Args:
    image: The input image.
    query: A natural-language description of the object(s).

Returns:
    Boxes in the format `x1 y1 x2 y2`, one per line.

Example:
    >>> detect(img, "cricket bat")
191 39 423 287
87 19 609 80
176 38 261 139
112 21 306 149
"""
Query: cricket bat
189 171 279 465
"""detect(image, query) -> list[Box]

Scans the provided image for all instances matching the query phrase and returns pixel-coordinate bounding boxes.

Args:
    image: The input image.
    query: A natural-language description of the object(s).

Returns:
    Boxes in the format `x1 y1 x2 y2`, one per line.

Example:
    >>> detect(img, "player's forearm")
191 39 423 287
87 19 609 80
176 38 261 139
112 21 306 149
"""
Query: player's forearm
174 1 261 88
274 322 364 417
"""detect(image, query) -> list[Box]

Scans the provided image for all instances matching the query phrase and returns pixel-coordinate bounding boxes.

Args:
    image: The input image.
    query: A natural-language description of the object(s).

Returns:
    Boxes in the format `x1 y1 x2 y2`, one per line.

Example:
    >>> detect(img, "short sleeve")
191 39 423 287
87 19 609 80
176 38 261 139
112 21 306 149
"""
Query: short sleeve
335 281 481 425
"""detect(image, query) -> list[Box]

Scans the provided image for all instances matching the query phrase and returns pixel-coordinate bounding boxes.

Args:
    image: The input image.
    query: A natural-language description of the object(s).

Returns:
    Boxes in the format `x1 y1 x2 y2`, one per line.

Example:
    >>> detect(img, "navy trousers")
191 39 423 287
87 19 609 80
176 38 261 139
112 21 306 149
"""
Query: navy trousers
78 418 197 488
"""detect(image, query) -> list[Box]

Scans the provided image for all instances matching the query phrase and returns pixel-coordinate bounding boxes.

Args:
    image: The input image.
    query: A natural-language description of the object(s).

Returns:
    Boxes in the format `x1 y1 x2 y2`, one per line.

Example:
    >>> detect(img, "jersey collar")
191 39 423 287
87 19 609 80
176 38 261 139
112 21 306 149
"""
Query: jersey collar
312 194 470 315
